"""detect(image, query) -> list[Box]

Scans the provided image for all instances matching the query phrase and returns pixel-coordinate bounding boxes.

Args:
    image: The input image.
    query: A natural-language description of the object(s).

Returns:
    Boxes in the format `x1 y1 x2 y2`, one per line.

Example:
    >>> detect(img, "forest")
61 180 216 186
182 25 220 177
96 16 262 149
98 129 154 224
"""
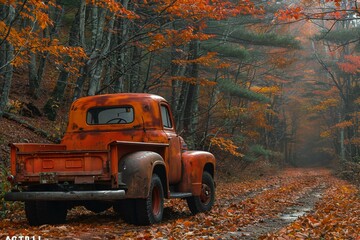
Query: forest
0 0 359 238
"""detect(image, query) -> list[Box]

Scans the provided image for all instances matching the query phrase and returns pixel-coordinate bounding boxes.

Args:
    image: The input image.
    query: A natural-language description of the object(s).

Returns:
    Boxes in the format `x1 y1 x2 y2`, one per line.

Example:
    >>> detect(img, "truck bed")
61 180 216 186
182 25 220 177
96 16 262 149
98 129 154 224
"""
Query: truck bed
10 143 110 184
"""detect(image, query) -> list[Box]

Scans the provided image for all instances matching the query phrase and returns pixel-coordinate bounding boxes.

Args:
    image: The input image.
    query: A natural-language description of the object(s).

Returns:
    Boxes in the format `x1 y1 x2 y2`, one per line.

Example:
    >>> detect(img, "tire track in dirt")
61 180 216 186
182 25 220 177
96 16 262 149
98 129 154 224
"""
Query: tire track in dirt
209 170 330 239
224 183 328 239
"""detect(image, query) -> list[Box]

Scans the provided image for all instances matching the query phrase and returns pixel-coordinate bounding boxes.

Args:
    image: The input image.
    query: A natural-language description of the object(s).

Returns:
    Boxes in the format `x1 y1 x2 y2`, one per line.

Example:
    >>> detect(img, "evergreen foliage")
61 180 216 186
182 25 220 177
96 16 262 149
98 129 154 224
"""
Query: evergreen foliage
229 30 301 49
201 41 250 60
315 27 360 44
243 144 274 162
218 79 270 103
206 22 301 49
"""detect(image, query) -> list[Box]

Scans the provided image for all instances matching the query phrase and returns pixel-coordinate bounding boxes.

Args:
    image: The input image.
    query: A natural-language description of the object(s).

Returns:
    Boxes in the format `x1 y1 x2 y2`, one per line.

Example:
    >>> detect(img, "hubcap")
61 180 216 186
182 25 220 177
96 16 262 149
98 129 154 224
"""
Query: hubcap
200 184 211 205
152 186 161 215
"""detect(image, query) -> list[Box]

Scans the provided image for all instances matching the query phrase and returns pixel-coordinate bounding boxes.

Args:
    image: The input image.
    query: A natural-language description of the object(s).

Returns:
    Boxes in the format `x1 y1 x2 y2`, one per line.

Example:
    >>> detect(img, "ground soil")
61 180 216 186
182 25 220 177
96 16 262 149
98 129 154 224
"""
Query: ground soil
1 167 359 239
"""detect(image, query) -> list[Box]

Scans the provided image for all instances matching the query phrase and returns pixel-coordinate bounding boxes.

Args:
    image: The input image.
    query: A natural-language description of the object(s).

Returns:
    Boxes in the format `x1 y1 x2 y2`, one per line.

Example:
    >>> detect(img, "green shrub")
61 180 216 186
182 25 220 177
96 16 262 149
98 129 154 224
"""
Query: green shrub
0 164 15 218
243 144 276 162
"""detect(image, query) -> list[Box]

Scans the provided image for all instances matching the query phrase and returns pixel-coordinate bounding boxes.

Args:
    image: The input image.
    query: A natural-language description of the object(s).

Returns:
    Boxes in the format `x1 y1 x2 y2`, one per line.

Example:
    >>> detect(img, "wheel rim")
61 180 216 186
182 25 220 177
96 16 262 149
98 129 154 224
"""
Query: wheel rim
200 183 212 205
152 186 161 215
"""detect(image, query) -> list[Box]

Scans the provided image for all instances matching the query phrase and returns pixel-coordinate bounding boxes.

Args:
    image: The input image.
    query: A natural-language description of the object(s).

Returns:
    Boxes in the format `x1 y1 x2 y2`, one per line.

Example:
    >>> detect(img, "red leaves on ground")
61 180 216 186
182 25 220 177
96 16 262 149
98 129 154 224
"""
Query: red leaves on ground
1 169 359 239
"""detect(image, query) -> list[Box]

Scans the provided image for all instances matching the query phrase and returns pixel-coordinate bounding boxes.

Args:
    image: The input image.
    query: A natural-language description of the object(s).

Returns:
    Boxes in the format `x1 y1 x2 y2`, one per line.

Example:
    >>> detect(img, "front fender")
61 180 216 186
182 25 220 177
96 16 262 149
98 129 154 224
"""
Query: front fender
119 151 165 198
178 151 215 195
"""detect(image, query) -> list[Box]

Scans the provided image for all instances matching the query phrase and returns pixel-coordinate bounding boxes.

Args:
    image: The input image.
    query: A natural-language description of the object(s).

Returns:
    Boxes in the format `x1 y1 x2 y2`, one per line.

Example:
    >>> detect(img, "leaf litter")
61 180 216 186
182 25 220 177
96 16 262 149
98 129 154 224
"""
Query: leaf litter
1 168 359 239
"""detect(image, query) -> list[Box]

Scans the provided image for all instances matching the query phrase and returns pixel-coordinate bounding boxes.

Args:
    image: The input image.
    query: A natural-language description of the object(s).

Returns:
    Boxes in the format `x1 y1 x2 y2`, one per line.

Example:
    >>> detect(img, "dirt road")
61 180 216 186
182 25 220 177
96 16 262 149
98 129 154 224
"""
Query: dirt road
1 168 359 239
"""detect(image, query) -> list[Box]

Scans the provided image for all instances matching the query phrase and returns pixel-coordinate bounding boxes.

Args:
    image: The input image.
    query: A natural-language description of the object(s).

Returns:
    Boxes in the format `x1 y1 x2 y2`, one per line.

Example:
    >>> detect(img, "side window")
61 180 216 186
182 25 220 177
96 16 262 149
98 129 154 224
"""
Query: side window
160 105 172 128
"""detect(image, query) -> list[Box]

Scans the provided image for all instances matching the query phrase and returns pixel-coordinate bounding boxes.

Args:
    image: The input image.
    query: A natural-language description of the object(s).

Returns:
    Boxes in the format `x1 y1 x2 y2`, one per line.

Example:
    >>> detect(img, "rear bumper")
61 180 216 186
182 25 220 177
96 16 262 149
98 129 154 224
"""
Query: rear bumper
5 190 126 201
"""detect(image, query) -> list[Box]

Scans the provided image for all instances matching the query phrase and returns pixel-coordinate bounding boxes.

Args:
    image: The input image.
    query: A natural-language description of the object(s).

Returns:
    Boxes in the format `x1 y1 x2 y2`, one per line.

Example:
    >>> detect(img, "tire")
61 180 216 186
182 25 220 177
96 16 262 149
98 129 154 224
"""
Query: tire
186 171 215 215
25 201 40 226
135 174 164 225
114 174 164 225
113 199 137 224
25 200 67 226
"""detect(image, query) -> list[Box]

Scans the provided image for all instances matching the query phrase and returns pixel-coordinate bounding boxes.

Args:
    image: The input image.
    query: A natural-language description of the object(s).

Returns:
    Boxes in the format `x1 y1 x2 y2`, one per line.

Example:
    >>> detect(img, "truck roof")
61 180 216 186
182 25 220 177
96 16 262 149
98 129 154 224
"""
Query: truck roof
64 93 169 136
72 93 167 108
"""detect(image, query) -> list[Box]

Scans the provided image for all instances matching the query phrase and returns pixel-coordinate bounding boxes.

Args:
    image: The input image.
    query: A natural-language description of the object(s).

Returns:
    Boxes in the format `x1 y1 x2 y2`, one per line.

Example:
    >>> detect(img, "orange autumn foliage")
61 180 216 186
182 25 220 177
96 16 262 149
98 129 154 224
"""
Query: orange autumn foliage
308 98 339 112
338 55 360 74
210 137 244 157
87 0 138 18
275 7 303 21
172 52 229 68
146 28 214 51
332 120 353 129
0 1 87 74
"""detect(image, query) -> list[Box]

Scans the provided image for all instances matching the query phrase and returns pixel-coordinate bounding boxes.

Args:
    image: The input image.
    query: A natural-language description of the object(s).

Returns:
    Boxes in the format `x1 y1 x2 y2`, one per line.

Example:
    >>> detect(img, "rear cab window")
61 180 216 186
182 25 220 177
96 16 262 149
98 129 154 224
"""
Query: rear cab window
87 106 134 125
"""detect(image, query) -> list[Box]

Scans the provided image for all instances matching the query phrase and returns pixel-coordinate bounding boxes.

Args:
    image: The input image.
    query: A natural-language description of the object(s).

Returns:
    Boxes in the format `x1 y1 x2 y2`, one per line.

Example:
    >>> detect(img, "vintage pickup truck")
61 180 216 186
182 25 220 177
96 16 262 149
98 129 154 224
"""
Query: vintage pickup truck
5 93 216 226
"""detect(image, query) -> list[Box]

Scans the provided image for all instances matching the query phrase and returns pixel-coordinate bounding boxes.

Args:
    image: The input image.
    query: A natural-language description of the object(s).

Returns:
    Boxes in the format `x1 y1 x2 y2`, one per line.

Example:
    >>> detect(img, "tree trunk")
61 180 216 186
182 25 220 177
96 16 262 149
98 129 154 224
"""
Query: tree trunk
114 0 130 93
0 5 15 117
200 71 219 149
73 0 87 99
0 42 14 117
28 2 63 99
339 111 345 161
87 6 107 96
44 4 81 120
182 40 200 148
170 45 186 115
130 45 142 92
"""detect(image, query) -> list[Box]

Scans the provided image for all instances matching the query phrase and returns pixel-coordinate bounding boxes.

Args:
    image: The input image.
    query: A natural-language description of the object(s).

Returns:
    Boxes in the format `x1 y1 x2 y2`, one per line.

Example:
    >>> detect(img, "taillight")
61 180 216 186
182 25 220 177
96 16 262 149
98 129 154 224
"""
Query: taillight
7 175 14 183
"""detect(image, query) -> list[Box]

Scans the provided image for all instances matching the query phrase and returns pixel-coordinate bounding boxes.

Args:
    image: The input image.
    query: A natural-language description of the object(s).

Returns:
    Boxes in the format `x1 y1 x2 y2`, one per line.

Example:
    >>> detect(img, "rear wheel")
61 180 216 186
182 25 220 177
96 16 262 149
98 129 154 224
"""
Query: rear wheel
25 201 40 226
186 171 215 215
114 174 164 225
135 174 164 225
113 199 137 224
25 200 67 226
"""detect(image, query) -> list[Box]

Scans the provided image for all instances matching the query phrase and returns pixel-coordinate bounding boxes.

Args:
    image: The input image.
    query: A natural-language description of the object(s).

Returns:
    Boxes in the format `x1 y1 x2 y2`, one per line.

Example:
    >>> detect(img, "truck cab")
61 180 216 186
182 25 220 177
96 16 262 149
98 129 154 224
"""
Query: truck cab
5 93 216 226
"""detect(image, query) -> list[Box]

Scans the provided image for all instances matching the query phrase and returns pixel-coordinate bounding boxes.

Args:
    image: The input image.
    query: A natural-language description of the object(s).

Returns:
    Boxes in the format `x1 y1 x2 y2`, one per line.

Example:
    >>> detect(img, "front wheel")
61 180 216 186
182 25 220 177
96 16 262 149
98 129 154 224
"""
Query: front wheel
186 171 215 215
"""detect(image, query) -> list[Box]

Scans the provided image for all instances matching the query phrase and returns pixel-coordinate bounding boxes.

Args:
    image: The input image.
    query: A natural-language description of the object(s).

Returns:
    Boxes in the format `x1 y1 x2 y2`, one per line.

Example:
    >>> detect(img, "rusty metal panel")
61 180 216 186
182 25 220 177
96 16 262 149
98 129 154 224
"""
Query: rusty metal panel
74 176 95 184
119 151 166 198
13 150 110 183
61 94 167 151
177 151 216 195
10 143 67 152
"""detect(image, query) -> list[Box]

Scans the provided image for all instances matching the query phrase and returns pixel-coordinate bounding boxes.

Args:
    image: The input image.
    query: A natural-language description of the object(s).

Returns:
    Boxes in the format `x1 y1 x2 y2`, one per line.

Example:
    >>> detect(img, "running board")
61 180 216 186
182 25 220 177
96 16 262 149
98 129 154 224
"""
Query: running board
169 192 192 198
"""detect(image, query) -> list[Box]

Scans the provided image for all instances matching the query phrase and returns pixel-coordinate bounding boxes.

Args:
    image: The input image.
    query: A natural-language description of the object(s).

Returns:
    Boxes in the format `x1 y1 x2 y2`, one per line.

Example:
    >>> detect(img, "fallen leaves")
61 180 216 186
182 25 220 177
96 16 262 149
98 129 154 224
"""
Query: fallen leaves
1 168 359 239
263 176 360 239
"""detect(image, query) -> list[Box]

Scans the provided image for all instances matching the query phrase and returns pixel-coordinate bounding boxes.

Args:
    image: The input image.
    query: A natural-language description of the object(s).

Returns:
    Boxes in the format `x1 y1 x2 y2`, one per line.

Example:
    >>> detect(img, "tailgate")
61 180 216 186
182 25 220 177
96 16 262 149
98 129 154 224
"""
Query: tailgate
10 143 110 183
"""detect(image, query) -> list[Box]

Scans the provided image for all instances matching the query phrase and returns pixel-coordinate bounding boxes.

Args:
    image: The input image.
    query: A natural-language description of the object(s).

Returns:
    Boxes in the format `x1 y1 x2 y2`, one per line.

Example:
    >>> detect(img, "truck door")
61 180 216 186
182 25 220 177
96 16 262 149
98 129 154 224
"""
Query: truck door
160 104 182 184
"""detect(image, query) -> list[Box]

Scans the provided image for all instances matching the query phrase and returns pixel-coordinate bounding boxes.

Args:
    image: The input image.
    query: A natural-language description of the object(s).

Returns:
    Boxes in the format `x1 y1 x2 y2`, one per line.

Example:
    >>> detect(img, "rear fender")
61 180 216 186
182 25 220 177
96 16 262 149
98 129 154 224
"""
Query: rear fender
178 151 215 195
119 151 166 198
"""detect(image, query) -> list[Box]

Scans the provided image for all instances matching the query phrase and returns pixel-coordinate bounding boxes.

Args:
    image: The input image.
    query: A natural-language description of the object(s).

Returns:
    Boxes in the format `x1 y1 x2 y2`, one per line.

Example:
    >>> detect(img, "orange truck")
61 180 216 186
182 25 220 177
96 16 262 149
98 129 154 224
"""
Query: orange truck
5 93 216 226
